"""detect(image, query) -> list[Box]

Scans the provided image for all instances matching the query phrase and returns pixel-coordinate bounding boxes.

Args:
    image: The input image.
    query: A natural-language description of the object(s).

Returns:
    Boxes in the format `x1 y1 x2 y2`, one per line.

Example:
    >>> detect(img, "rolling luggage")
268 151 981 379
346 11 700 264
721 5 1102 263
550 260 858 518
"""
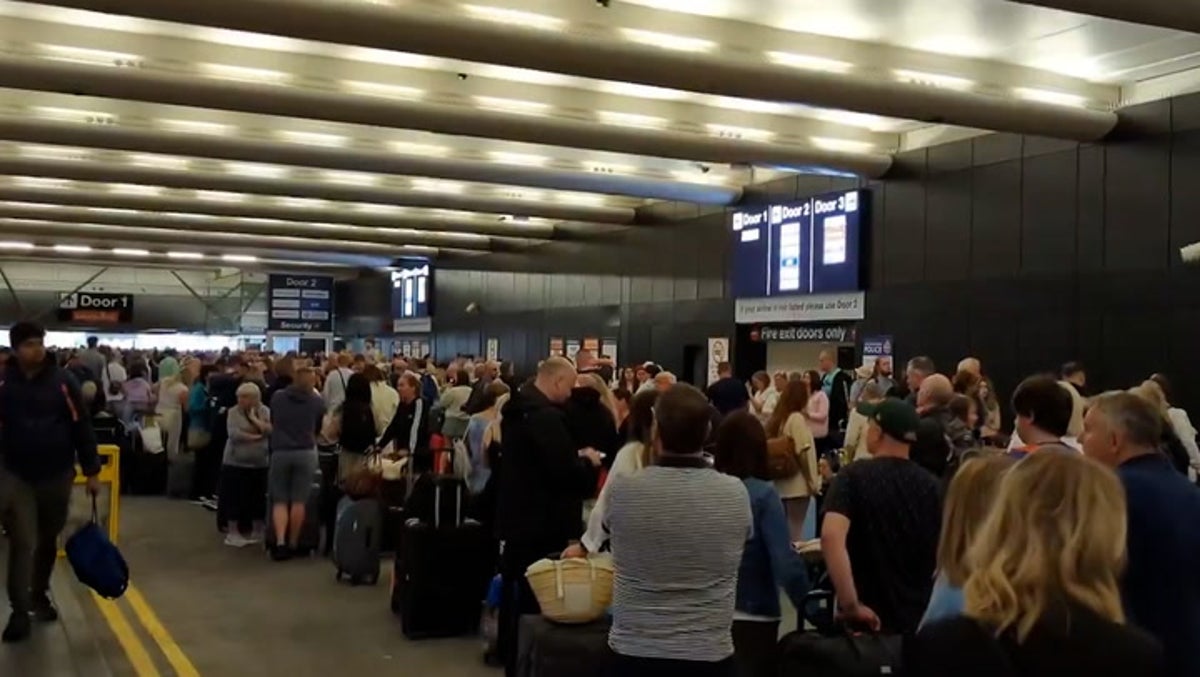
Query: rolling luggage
333 497 382 585
392 478 493 639
166 453 195 499
265 467 323 556
516 614 612 677
777 630 904 677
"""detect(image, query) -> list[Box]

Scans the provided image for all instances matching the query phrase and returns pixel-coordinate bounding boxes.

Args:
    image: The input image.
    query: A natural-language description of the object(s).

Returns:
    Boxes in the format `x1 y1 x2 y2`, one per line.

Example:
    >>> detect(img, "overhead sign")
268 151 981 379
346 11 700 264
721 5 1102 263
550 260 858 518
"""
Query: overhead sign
391 259 432 320
57 292 134 324
750 323 857 343
268 274 333 333
735 291 865 324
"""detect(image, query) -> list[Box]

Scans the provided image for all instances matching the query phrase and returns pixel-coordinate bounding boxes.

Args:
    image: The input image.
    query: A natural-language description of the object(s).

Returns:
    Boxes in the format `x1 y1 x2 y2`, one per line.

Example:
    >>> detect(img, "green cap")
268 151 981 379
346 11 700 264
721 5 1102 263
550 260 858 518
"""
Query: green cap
857 398 920 443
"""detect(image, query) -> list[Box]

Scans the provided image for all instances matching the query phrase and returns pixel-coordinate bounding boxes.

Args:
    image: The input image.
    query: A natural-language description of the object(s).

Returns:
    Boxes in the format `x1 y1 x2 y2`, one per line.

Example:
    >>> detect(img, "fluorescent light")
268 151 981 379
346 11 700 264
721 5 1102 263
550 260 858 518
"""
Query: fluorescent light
275 197 328 209
336 46 435 70
108 183 163 196
87 207 139 216
706 124 774 142
766 51 853 73
12 176 71 190
225 162 289 179
596 110 669 129
499 188 548 201
167 252 204 260
1013 87 1088 108
199 63 291 85
473 96 550 116
32 106 116 124
596 81 691 100
194 190 246 202
813 109 899 131
670 170 725 184
472 65 572 87
39 44 140 67
582 163 634 175
412 179 464 194
893 69 974 90
18 145 90 161
222 254 258 262
809 137 876 153
340 80 425 100
54 244 91 253
462 5 566 30
353 203 408 215
619 28 715 53
113 248 150 257
0 241 34 250
487 151 549 167
321 170 380 186
163 211 215 219
127 153 190 170
275 130 349 147
554 192 608 207
707 96 793 116
388 141 450 156
157 119 231 135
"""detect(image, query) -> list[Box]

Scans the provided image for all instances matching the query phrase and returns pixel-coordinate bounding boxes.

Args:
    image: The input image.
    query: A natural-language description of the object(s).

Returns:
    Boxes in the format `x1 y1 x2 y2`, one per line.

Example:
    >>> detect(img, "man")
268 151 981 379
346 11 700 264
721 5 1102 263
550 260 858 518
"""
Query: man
574 349 614 385
653 371 677 393
78 336 105 387
892 356 935 404
100 346 126 415
321 353 354 413
911 374 972 477
821 398 941 635
1081 392 1200 677
463 360 499 415
0 322 101 642
706 361 749 417
955 357 981 378
1061 361 1087 396
818 350 854 436
1009 374 1076 458
496 357 602 676
267 366 325 561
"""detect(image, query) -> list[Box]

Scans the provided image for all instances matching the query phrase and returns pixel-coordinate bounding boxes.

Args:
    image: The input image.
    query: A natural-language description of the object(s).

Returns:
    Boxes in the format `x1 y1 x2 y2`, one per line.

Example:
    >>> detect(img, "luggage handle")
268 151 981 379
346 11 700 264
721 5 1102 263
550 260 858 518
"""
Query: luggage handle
90 495 99 525
432 482 464 529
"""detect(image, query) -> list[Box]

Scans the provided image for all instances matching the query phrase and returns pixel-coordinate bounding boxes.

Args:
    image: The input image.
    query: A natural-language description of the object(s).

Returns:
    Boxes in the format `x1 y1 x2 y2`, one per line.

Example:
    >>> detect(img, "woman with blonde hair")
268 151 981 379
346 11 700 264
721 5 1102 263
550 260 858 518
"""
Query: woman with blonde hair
583 372 620 429
919 454 1014 628
911 452 1163 676
1130 380 1193 477
765 379 819 541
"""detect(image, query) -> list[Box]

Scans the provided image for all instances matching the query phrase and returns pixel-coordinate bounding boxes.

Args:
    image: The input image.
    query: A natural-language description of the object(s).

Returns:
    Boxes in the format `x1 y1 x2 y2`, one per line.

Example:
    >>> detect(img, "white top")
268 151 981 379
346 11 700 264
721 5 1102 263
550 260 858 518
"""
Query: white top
370 381 399 437
582 441 647 554
844 409 872 462
753 387 779 417
155 378 189 415
1007 430 1082 452
321 367 354 413
101 362 127 402
1168 407 1200 480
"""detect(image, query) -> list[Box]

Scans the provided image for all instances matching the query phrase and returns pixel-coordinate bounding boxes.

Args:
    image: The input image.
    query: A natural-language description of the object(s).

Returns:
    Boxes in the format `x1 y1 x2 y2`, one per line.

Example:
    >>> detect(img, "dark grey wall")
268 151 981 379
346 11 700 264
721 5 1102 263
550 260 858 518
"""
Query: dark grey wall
435 92 1200 413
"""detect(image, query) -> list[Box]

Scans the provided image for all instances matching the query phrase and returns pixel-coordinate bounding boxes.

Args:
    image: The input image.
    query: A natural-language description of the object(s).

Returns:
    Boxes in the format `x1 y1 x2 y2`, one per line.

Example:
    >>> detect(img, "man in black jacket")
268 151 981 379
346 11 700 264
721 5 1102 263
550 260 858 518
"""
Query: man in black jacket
496 357 602 676
819 350 854 440
0 322 100 642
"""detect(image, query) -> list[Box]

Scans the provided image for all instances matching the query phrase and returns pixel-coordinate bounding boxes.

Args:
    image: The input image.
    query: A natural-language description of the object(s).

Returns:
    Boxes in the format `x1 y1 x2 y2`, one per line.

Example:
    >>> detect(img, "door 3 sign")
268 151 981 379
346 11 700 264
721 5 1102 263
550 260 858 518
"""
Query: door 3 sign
57 292 134 324
268 274 333 332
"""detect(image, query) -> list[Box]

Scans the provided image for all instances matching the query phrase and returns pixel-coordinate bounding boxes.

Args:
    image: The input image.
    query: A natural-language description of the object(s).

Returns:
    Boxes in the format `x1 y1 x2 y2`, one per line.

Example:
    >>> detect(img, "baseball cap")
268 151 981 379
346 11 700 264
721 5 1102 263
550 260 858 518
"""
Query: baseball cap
857 398 920 443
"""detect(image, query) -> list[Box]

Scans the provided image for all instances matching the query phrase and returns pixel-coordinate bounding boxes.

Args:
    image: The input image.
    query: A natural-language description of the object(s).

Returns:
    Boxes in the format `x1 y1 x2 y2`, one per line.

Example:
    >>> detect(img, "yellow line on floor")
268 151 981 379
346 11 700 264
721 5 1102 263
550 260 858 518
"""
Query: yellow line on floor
125 585 202 677
91 592 161 677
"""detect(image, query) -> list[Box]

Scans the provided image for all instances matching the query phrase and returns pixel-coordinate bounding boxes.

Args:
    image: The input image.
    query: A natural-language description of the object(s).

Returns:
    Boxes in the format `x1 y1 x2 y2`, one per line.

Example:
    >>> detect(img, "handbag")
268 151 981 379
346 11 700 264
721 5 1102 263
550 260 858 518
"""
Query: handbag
65 496 129 600
186 427 210 451
139 423 165 454
767 435 801 480
778 630 903 677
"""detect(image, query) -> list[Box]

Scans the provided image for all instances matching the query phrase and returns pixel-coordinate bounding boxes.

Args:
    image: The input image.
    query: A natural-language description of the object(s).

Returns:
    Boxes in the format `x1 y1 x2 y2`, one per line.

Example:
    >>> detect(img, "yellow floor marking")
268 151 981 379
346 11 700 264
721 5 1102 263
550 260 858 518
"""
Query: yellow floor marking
125 585 201 677
91 592 161 677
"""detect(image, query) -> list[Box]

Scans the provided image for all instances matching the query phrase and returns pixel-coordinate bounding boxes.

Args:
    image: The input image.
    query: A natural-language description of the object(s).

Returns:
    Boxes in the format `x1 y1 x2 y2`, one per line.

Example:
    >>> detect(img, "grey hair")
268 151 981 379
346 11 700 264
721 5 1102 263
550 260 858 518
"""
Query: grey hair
236 382 262 401
1089 392 1162 449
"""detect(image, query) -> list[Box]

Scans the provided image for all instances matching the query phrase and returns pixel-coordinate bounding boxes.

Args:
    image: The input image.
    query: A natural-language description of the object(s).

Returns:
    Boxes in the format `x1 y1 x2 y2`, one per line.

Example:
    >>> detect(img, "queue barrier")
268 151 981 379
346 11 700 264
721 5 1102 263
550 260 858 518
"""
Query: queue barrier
59 443 120 557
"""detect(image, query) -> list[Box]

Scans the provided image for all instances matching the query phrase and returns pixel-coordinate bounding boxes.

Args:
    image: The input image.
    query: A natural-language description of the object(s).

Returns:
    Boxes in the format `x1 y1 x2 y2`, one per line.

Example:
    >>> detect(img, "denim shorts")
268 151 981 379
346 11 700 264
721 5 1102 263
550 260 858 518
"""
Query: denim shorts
267 449 318 503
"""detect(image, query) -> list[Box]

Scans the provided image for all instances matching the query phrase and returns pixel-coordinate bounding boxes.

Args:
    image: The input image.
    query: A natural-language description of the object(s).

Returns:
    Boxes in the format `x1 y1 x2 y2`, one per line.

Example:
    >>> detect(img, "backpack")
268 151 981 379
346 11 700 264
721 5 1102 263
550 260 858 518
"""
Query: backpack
65 496 129 599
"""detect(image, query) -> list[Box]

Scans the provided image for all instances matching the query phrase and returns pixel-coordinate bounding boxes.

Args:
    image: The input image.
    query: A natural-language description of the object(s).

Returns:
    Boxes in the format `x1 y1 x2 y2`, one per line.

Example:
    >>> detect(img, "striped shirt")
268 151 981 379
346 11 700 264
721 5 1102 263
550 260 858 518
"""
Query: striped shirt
604 464 752 662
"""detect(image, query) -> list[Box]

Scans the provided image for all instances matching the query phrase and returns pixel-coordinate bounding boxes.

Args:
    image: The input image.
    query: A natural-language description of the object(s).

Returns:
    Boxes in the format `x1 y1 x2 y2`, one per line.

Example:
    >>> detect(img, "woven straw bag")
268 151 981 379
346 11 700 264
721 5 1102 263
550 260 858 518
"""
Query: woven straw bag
525 556 614 624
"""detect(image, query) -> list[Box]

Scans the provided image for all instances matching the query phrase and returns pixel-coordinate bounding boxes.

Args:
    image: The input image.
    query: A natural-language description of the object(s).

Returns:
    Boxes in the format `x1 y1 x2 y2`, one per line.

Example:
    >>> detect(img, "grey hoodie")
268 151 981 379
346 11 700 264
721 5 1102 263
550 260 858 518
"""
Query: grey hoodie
269 386 325 453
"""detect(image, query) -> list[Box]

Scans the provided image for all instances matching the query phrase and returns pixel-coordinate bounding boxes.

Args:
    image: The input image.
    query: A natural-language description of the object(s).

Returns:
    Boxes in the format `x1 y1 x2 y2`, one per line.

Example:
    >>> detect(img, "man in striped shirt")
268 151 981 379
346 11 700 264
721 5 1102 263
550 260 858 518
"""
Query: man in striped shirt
603 383 751 677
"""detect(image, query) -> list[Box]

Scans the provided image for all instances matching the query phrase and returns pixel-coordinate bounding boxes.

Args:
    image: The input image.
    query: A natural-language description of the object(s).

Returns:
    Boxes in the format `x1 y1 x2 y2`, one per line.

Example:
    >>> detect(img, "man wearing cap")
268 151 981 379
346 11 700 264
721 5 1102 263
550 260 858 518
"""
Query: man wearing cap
0 321 101 642
821 397 942 635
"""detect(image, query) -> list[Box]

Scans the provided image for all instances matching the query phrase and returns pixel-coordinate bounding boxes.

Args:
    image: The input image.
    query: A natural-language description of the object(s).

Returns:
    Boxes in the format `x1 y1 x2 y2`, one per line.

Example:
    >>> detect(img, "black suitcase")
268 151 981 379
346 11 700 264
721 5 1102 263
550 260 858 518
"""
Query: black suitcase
516 614 611 677
265 468 323 556
392 479 493 639
777 630 904 677
121 427 168 496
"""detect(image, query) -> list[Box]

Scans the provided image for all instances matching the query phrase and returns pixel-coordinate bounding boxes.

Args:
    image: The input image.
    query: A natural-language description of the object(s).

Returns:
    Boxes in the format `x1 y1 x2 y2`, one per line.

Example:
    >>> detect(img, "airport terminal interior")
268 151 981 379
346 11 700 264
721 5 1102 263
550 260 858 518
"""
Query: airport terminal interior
1 0 1200 675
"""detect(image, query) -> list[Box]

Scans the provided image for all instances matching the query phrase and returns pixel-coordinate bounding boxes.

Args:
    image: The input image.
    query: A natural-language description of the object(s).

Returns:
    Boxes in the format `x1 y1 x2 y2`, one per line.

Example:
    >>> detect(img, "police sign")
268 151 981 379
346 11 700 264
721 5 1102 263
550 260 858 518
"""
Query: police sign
57 292 134 324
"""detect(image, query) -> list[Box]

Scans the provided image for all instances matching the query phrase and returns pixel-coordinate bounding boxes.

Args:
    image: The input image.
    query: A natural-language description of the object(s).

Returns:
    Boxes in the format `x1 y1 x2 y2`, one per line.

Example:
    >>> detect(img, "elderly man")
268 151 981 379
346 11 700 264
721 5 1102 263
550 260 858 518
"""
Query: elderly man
911 374 972 477
893 356 936 404
1082 393 1200 677
463 360 500 415
654 370 678 393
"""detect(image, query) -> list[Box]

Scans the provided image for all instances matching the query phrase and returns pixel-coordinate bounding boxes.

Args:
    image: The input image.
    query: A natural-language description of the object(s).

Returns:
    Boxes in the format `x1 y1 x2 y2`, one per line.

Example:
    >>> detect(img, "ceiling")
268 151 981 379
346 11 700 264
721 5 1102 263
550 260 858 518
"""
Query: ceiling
0 0 1193 271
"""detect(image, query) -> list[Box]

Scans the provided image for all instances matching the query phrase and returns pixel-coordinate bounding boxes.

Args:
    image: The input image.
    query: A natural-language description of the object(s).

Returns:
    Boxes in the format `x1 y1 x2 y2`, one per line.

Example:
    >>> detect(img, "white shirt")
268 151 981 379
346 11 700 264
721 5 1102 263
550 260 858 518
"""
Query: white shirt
155 378 189 415
102 362 127 402
582 442 647 554
322 367 354 412
1168 407 1200 480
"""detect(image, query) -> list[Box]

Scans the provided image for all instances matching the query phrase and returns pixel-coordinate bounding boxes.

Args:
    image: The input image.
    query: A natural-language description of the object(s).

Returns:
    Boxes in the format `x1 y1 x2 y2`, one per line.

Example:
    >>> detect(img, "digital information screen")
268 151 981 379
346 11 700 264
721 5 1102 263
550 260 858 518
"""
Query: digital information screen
730 189 866 299
391 258 432 320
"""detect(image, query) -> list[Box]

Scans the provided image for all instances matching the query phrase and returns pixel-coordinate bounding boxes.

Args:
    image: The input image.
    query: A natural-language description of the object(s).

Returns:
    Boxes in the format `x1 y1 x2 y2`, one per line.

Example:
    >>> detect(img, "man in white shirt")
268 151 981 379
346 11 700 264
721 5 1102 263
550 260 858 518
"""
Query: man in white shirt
321 353 355 413
100 348 127 414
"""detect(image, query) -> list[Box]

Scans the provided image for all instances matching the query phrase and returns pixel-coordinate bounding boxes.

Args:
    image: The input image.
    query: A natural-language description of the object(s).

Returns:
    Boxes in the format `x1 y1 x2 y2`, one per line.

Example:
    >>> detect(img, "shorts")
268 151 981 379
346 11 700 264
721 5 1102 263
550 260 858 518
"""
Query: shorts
268 449 319 503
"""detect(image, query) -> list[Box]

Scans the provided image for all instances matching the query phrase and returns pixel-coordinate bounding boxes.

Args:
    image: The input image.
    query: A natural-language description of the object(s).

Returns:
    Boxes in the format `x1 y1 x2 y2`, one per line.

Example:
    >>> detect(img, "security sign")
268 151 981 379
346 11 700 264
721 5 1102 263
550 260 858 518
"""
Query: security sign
57 292 134 324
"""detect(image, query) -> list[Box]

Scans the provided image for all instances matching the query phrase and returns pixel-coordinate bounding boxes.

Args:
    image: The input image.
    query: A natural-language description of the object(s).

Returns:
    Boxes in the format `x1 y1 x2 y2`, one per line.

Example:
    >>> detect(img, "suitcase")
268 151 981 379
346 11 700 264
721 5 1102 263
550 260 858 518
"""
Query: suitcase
381 504 406 554
333 497 382 585
777 630 904 677
516 614 612 677
265 468 323 556
392 480 494 639
166 453 195 499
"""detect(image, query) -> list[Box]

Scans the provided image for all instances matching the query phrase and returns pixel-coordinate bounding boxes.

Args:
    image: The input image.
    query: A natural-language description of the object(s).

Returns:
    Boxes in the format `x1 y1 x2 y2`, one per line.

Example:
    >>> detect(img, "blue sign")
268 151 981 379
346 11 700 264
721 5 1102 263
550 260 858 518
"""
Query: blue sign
861 335 893 369
268 274 333 332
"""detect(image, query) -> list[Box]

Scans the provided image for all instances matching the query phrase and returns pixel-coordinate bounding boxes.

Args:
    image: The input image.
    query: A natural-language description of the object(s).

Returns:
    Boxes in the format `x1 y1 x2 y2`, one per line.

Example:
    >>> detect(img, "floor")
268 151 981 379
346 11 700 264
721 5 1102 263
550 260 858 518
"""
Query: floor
3 495 496 677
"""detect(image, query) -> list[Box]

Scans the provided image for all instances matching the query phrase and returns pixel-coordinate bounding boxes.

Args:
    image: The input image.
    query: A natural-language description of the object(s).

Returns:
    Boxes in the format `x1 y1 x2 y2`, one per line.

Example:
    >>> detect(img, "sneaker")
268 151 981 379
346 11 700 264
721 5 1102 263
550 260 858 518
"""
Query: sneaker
270 544 292 562
30 596 58 623
241 532 261 545
2 613 30 643
200 498 218 512
224 533 250 548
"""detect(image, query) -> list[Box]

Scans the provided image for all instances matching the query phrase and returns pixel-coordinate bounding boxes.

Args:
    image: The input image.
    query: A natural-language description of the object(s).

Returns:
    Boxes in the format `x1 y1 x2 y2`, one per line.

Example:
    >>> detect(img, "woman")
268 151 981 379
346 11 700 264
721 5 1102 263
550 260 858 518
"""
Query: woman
122 362 156 418
575 389 659 555
748 371 777 420
322 373 376 483
910 452 1164 677
472 391 510 532
438 370 473 440
948 393 979 435
264 355 294 406
155 359 193 459
713 411 810 677
464 381 510 494
187 364 216 455
803 370 831 452
221 382 272 547
1129 381 1192 476
920 455 1014 629
765 379 819 542
377 372 430 456
842 382 884 463
1146 375 1200 479
565 373 622 469
613 387 632 440
364 364 398 437
618 366 639 395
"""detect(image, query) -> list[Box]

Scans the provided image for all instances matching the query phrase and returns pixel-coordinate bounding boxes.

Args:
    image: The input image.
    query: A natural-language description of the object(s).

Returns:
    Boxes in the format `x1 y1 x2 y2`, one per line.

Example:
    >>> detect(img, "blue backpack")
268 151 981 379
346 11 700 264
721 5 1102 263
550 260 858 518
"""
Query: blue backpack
64 497 129 599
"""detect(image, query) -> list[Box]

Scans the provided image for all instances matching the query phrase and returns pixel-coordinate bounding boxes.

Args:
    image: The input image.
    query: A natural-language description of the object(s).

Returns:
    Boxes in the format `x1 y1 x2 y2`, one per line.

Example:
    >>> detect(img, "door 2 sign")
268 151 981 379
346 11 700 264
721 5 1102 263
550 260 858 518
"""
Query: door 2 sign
57 292 134 324
749 323 857 343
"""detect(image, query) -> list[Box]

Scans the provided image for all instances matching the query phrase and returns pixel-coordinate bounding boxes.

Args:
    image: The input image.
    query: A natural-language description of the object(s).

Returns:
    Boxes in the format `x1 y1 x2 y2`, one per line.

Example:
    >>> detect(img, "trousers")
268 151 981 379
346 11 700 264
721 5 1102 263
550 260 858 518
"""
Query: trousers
0 467 74 613
499 538 561 677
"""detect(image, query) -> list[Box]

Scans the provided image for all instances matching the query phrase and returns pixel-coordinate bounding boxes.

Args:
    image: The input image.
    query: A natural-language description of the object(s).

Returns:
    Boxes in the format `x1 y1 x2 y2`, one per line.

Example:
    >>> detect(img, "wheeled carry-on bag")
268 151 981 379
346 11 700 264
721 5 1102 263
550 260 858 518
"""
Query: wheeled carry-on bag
265 467 323 556
392 478 493 639
333 497 382 585
166 453 195 499
777 629 904 677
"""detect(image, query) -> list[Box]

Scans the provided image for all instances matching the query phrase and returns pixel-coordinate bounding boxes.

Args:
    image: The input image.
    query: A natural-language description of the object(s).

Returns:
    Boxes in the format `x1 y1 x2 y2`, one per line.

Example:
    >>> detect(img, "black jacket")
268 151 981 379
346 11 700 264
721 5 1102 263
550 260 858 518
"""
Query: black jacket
909 606 1164 677
564 387 622 458
825 369 855 431
912 407 957 477
497 384 597 545
0 356 100 481
378 397 430 454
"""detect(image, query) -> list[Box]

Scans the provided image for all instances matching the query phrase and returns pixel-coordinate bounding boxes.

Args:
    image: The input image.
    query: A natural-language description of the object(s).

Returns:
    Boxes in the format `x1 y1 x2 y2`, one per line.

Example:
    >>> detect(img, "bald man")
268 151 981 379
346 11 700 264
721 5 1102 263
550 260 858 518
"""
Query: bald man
495 356 603 675
911 373 974 477
955 357 981 378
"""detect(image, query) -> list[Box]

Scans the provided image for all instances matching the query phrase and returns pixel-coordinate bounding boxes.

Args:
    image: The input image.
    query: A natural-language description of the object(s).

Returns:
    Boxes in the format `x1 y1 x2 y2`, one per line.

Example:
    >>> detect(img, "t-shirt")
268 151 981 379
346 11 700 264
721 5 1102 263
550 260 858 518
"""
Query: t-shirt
706 377 750 417
823 456 941 634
